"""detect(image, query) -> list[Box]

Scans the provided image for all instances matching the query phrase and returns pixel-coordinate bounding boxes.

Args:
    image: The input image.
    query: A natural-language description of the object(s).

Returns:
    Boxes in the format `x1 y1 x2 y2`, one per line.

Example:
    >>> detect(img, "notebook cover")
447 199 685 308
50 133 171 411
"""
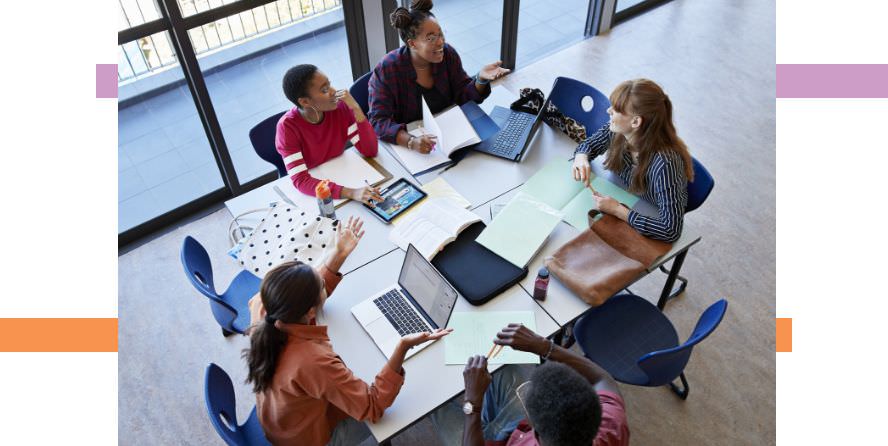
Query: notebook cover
432 221 528 306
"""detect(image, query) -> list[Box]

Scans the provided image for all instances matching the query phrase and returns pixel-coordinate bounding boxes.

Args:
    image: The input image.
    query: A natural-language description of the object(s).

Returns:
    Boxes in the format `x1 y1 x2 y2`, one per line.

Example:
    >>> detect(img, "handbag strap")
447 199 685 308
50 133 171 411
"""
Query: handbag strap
228 207 274 247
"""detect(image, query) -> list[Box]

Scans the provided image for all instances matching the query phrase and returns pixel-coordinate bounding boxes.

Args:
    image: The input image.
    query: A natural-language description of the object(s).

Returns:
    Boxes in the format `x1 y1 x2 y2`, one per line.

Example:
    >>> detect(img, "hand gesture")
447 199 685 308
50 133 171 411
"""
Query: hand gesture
335 89 361 113
479 61 510 82
409 134 437 154
572 153 591 187
592 192 621 215
335 216 364 258
463 355 491 405
494 323 550 356
400 328 454 348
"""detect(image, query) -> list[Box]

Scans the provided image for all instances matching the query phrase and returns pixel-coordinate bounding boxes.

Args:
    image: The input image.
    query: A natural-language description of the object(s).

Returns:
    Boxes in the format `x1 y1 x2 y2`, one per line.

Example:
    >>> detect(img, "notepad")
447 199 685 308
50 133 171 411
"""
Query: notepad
389 198 482 261
392 177 471 225
273 148 389 212
521 159 641 230
444 311 540 365
476 191 564 268
386 98 481 175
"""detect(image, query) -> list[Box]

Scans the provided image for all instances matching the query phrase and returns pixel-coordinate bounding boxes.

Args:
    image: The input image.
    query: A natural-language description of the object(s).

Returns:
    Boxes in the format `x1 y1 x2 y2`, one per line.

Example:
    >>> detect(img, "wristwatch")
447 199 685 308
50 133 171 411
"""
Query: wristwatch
462 400 480 415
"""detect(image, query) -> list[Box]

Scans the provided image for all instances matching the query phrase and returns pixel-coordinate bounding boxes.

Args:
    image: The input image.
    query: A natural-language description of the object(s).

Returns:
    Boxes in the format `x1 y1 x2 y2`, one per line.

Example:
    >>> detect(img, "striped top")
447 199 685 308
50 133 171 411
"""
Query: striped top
275 101 378 199
575 123 688 242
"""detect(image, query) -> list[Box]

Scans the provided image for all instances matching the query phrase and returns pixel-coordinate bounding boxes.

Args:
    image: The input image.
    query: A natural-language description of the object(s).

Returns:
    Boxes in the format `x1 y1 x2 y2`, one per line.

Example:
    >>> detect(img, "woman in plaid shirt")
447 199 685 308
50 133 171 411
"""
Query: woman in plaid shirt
368 0 510 153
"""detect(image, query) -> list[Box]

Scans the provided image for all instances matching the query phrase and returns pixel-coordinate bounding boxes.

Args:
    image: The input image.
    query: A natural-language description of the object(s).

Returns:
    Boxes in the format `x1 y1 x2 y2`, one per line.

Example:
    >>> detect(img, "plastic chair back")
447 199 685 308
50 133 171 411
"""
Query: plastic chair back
204 363 271 445
181 236 238 331
349 72 372 115
686 157 714 212
547 76 611 132
637 299 728 386
249 112 287 178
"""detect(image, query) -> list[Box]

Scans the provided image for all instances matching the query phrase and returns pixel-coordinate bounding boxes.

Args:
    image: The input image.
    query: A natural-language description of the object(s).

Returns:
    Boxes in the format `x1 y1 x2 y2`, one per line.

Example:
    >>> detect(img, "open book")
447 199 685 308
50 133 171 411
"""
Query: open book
521 159 641 230
386 97 482 175
388 198 482 261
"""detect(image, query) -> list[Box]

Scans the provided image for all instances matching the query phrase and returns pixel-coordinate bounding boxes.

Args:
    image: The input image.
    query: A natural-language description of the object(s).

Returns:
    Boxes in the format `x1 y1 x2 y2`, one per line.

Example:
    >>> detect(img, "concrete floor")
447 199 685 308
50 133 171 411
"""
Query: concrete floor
118 0 776 444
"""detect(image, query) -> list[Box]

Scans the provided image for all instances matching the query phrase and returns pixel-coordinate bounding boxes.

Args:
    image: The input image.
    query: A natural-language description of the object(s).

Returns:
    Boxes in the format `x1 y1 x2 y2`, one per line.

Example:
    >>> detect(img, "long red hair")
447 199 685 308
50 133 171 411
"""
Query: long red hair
604 79 694 194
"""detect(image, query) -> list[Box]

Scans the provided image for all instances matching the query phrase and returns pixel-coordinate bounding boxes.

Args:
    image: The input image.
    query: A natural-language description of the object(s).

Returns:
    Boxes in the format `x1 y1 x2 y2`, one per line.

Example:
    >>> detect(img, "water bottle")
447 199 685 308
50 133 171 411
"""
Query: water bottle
315 180 337 219
533 267 549 301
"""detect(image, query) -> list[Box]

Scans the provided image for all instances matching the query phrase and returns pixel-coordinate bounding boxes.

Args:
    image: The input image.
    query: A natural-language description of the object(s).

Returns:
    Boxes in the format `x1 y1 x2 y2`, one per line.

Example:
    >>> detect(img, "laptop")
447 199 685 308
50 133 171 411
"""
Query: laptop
351 244 460 360
473 101 547 162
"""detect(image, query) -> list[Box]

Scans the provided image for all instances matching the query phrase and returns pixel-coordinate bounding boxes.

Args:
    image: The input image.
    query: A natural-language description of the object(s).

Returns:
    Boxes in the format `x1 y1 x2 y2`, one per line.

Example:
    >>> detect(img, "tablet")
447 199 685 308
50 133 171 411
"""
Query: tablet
364 178 427 224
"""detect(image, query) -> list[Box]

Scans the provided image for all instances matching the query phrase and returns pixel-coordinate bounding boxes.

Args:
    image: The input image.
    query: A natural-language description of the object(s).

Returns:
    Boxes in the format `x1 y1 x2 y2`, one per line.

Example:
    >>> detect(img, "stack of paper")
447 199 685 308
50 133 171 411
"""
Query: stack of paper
475 191 564 268
444 311 540 365
392 177 471 225
388 198 481 261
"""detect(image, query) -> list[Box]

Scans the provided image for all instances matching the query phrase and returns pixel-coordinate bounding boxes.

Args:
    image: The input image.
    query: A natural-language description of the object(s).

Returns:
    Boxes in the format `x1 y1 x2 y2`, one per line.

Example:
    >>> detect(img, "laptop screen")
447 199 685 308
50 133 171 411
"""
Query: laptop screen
398 245 458 328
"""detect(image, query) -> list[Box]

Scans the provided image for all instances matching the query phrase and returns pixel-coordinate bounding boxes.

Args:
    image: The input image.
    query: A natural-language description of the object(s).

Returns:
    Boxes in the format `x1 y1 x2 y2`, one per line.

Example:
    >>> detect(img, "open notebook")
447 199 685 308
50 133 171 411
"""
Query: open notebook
272 148 390 212
388 198 481 261
521 159 641 230
386 97 482 175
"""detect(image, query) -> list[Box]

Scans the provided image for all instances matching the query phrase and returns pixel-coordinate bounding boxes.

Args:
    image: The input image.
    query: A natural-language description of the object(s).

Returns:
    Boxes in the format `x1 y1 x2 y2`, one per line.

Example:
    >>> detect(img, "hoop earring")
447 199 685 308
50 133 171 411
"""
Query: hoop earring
308 106 321 123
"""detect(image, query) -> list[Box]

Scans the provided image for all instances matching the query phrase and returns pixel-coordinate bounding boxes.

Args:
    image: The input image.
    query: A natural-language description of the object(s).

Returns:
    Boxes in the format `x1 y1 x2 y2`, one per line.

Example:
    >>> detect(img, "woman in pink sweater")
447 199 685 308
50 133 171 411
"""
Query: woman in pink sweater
276 64 383 204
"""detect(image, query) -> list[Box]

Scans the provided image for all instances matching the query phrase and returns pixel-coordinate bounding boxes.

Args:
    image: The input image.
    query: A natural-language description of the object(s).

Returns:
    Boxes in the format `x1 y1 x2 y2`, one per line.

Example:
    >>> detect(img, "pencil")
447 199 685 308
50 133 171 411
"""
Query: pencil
487 344 504 359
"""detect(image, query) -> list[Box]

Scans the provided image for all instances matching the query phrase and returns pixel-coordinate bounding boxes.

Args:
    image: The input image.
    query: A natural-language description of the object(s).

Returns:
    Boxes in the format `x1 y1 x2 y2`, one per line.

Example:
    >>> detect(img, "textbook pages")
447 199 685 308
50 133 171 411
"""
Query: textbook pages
386 97 481 175
388 198 481 261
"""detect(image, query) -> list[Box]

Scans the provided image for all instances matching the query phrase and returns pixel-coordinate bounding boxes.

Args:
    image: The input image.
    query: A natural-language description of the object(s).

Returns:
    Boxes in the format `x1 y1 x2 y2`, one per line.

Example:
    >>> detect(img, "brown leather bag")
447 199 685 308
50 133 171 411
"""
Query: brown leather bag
545 212 672 307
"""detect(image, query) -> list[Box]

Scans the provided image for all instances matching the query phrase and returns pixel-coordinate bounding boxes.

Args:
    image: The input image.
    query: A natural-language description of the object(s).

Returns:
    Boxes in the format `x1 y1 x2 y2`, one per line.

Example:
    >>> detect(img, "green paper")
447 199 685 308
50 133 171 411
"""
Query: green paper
444 311 540 365
520 159 585 210
590 176 640 208
476 192 563 268
562 189 598 229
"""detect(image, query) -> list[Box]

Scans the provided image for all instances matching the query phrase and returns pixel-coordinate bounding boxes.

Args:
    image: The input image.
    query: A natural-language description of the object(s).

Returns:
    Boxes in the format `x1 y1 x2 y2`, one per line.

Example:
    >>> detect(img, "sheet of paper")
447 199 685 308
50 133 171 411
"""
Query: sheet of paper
561 188 598 230
422 96 443 150
271 176 346 215
309 148 385 189
445 311 540 365
476 191 563 268
520 158 585 210
589 175 641 208
434 105 481 155
384 139 452 175
421 177 471 209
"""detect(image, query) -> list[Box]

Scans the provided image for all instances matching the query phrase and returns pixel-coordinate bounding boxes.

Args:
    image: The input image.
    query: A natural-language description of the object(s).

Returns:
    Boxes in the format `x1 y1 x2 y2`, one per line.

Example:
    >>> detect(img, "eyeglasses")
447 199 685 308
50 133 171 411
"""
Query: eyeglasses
420 30 445 43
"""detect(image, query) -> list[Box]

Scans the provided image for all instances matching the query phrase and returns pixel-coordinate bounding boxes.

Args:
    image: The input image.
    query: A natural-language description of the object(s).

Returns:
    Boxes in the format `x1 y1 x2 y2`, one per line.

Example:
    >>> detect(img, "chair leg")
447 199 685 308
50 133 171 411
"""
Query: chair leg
668 373 689 400
222 327 236 337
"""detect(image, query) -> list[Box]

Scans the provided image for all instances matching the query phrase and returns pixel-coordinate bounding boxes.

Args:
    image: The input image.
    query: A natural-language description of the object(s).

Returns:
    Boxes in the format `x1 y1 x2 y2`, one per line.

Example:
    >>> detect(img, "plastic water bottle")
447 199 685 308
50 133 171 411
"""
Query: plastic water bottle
315 180 336 219
533 267 549 301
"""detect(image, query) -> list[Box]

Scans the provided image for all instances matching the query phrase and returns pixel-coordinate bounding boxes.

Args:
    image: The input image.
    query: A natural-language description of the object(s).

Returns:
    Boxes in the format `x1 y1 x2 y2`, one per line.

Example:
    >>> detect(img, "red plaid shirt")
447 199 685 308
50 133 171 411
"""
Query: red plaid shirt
368 44 491 143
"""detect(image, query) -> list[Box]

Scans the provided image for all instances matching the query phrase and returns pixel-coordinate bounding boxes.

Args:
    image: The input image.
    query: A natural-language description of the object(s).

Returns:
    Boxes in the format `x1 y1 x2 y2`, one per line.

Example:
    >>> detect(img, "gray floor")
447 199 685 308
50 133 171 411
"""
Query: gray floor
118 0 591 233
119 0 776 444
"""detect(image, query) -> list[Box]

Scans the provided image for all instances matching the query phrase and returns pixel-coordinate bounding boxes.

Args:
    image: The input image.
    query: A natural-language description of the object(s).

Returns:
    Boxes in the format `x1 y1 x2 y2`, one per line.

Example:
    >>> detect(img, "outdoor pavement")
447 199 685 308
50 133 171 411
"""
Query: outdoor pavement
118 0 594 232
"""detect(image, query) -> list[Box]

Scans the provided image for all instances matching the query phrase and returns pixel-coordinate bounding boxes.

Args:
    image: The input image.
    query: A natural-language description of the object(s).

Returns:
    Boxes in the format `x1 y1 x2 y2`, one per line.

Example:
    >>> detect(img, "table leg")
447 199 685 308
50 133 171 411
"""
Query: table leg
657 250 688 310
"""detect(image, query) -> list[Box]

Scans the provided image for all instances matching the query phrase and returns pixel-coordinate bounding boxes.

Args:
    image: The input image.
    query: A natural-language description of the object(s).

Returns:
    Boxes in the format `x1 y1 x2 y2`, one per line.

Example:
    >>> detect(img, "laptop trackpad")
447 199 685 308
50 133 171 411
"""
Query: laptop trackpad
368 318 400 357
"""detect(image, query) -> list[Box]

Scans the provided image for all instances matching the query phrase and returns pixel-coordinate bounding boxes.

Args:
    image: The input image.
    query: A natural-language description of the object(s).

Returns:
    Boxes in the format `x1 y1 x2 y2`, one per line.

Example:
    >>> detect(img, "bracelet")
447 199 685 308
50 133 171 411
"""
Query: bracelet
541 339 555 361
475 73 490 85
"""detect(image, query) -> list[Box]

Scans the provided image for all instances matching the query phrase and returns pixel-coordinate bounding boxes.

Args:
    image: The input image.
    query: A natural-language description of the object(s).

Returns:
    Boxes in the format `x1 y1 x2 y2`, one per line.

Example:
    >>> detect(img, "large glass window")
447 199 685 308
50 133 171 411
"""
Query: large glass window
118 31 224 233
516 0 588 67
432 0 503 76
193 1 350 183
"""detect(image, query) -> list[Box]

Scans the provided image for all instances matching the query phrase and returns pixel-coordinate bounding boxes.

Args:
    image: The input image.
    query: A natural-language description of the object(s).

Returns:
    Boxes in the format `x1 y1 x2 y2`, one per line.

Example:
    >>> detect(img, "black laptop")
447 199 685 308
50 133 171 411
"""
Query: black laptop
473 101 546 162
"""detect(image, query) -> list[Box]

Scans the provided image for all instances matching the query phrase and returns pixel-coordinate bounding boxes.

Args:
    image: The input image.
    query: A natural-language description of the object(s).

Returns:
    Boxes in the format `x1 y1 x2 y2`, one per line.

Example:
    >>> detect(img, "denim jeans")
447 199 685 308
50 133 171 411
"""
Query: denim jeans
327 417 375 446
430 365 528 446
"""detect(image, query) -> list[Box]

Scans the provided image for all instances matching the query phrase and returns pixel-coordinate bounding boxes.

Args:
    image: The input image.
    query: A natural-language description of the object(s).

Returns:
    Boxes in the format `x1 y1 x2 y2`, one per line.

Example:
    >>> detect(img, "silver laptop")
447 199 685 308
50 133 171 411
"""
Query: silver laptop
351 244 459 360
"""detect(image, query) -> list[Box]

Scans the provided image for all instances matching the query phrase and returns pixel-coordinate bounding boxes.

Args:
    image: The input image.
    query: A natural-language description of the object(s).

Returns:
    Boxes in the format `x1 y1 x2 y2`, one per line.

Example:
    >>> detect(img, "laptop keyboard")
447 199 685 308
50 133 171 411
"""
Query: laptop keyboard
373 289 432 336
490 112 535 156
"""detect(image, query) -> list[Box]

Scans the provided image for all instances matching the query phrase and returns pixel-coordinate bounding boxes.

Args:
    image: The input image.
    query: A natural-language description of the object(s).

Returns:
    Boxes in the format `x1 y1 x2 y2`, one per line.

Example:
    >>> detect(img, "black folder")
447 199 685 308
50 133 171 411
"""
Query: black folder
432 221 528 306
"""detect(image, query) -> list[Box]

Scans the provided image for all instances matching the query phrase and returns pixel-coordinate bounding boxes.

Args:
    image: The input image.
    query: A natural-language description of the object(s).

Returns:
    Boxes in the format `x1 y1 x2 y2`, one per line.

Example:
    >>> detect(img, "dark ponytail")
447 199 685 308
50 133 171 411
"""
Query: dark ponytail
243 261 322 393
389 0 435 43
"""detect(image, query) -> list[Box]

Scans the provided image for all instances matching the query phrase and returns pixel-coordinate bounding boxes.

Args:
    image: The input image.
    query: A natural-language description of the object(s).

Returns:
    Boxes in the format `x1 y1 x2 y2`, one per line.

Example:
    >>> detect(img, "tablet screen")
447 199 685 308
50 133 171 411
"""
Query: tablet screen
367 179 427 223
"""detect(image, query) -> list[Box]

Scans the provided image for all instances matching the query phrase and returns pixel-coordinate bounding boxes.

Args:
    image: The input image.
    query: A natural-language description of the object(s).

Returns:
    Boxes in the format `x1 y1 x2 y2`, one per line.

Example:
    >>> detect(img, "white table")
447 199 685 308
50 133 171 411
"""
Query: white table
318 249 560 442
224 143 417 274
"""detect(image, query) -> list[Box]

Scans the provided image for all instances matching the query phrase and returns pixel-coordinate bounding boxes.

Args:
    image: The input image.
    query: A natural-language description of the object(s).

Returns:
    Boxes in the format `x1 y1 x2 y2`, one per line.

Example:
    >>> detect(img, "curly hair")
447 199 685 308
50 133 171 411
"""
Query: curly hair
282 64 318 107
389 0 435 43
524 362 602 446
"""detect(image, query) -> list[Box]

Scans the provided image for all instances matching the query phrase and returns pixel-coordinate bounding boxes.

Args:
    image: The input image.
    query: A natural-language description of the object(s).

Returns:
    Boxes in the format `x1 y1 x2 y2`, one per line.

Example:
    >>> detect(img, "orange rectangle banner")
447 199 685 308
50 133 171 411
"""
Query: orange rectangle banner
0 318 118 352
776 318 792 352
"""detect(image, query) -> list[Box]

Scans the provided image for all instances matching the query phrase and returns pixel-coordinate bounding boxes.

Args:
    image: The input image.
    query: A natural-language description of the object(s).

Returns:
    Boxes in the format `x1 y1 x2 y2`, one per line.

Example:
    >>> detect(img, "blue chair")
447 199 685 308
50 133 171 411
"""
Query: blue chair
547 76 611 133
573 294 727 400
249 112 287 178
656 156 715 302
181 236 261 337
349 71 372 116
205 363 271 446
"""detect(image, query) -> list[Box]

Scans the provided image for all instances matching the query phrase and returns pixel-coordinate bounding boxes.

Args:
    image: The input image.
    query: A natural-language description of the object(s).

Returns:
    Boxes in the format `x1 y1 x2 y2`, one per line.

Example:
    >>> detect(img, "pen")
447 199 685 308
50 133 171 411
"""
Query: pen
486 344 504 359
